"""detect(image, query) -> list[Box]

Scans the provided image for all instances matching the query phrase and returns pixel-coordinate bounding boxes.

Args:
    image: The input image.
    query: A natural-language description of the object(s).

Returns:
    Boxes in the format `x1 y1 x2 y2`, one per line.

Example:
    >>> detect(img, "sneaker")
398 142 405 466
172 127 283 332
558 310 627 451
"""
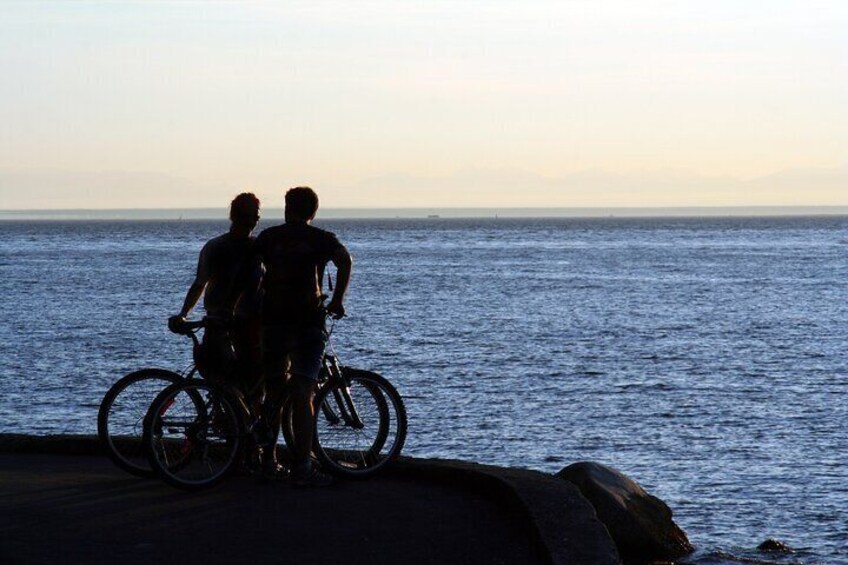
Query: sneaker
292 461 333 488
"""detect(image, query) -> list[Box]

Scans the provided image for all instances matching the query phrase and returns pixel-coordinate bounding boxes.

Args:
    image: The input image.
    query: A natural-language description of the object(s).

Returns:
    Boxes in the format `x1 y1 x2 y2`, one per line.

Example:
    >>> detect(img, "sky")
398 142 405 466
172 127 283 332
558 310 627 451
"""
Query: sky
0 1 846 210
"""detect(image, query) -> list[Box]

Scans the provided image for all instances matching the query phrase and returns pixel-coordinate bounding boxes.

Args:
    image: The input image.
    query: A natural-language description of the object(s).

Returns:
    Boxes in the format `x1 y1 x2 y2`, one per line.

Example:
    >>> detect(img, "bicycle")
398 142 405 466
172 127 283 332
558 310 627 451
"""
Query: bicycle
143 315 407 490
97 333 202 477
97 318 284 477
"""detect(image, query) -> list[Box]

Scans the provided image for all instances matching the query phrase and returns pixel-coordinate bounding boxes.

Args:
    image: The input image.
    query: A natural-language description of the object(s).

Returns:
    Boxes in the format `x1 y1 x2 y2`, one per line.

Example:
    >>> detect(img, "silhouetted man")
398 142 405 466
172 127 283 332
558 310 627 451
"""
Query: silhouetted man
257 186 352 486
169 193 263 393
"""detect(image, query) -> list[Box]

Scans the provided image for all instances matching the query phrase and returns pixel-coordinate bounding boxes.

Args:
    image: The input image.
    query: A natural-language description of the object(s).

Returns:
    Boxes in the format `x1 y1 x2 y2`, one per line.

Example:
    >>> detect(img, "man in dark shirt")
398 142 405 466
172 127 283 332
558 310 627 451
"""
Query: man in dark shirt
257 186 352 486
169 193 263 392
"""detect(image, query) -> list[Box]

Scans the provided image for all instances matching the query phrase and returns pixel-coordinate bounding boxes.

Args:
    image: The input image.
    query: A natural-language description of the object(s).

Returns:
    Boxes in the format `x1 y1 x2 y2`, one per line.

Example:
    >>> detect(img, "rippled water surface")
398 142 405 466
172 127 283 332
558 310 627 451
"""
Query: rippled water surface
1 216 846 564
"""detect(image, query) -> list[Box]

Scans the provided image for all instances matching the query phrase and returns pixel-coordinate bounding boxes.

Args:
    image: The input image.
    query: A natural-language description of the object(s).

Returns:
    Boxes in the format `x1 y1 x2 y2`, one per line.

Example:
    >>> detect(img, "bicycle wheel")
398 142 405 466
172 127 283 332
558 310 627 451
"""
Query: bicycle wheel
97 368 183 477
313 369 407 478
145 381 243 491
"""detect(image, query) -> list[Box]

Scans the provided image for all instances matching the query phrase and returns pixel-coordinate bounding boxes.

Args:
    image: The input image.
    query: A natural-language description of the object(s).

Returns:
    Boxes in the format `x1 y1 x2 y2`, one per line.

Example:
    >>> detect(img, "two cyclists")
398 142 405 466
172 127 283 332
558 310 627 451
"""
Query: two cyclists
170 187 351 487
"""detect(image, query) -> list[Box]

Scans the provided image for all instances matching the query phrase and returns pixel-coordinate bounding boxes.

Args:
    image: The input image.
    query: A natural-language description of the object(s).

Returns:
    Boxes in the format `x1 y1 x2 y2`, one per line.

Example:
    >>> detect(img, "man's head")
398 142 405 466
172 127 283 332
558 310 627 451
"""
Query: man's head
230 192 261 230
285 186 319 223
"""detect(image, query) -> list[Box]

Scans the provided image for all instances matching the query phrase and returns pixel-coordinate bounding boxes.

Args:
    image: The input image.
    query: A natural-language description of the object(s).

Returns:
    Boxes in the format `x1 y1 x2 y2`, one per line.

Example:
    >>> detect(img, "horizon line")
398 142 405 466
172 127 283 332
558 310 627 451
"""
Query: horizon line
1 205 847 220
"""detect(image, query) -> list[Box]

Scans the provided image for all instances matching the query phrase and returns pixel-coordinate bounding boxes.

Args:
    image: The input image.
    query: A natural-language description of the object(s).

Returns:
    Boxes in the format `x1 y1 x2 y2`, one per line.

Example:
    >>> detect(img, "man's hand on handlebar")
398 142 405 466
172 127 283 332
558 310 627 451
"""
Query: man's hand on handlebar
326 298 346 320
168 315 189 334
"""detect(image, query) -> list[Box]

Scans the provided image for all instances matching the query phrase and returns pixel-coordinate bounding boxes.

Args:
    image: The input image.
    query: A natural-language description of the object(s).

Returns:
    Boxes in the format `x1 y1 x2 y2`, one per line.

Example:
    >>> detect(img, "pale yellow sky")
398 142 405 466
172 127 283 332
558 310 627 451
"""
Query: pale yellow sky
0 1 846 209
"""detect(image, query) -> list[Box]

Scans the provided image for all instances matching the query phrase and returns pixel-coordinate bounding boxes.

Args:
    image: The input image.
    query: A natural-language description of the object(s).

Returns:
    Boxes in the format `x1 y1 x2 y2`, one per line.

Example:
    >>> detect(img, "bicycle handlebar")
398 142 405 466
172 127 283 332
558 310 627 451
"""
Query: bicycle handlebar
168 316 206 336
169 310 344 339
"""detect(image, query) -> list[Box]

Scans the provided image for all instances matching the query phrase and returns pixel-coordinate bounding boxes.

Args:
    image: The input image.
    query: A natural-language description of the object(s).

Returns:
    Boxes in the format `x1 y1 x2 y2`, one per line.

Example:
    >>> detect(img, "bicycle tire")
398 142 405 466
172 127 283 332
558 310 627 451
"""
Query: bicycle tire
144 381 243 491
97 368 183 477
313 369 407 478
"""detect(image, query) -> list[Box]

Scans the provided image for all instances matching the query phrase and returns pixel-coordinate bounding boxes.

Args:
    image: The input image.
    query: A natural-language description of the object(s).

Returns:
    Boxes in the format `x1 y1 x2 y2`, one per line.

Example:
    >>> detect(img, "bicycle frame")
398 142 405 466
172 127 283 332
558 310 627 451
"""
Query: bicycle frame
147 313 406 488
178 316 368 447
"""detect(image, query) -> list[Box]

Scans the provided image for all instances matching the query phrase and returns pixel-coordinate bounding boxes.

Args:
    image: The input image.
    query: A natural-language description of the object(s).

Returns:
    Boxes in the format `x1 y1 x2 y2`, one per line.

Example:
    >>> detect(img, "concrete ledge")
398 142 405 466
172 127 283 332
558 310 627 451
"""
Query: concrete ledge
391 457 619 565
0 433 104 456
1 434 621 565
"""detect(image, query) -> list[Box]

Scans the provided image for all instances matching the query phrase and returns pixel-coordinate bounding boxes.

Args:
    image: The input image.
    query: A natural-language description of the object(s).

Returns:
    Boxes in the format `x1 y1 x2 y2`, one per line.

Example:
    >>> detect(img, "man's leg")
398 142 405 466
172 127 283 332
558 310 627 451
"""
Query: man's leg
263 370 287 459
200 325 235 385
289 373 316 465
288 324 332 486
233 317 264 412
258 325 289 476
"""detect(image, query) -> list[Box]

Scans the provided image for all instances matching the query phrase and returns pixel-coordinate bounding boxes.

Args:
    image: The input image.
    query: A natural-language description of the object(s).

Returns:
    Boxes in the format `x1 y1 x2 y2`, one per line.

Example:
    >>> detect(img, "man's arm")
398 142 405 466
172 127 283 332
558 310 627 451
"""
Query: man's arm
177 281 206 318
171 244 210 326
168 280 205 334
326 245 352 319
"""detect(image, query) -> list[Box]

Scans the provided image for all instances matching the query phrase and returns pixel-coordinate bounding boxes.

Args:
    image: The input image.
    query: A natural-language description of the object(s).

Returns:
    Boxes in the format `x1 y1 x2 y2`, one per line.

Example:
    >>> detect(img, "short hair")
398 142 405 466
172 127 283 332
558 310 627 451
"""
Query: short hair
229 192 260 221
285 186 319 220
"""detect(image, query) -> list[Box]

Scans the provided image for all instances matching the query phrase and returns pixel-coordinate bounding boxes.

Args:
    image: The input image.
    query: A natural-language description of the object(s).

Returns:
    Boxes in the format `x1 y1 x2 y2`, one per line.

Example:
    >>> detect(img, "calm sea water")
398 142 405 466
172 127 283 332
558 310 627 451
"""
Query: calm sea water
1 216 846 564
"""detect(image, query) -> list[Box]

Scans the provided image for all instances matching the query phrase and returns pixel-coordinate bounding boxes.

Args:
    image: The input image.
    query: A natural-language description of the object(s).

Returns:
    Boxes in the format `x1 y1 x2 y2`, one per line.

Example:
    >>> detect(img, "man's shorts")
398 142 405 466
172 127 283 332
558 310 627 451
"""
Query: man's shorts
262 323 328 382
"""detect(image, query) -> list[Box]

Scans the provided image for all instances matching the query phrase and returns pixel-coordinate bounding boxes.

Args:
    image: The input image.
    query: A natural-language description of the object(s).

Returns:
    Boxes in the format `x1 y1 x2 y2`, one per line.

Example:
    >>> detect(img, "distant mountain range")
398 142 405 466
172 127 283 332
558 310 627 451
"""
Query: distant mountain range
1 166 845 211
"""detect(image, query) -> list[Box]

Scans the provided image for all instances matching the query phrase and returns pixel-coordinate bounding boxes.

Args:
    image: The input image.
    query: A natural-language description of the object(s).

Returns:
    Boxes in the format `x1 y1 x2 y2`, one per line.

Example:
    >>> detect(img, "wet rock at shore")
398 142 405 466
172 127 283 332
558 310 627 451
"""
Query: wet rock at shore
758 539 794 553
556 461 693 563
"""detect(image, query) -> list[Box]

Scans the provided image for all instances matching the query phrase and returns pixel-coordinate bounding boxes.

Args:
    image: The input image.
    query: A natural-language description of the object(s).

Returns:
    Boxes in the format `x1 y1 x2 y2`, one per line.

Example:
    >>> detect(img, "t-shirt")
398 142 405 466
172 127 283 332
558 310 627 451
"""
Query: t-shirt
195 233 262 319
256 222 345 324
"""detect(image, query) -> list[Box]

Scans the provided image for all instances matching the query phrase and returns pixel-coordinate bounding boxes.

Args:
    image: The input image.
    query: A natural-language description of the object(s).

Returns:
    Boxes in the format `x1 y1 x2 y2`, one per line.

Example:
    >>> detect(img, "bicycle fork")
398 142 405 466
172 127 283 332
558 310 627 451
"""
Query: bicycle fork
323 356 365 430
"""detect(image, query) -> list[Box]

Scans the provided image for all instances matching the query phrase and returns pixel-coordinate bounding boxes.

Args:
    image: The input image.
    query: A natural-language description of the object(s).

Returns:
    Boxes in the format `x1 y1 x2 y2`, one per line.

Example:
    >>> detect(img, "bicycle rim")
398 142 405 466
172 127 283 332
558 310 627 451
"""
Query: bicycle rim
146 382 242 490
97 369 182 477
314 370 407 478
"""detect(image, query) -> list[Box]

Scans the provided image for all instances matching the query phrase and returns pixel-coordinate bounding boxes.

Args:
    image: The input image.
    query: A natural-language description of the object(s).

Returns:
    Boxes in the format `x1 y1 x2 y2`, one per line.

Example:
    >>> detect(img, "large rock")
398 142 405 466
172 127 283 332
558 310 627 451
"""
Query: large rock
758 539 793 553
556 462 693 563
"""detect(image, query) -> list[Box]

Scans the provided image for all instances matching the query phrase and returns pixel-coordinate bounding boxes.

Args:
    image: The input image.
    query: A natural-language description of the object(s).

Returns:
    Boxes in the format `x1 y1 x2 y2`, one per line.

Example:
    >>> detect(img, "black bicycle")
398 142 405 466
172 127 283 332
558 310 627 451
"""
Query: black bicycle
97 319 282 477
97 355 200 477
143 317 407 490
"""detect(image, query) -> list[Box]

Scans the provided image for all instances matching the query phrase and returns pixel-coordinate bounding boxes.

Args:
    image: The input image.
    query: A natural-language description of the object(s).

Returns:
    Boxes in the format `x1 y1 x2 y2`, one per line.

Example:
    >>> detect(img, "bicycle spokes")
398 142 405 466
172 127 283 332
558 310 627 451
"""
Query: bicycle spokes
313 371 406 477
147 383 242 489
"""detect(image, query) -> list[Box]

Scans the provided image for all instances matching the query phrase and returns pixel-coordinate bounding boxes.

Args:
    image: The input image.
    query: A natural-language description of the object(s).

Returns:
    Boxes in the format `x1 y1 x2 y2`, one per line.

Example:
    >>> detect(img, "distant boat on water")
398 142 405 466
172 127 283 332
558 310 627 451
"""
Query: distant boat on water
427 214 440 219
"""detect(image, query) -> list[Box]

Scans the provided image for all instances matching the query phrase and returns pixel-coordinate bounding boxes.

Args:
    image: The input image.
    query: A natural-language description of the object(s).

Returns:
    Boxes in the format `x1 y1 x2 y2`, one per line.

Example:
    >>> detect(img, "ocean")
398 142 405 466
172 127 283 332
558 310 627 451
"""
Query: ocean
1 215 846 564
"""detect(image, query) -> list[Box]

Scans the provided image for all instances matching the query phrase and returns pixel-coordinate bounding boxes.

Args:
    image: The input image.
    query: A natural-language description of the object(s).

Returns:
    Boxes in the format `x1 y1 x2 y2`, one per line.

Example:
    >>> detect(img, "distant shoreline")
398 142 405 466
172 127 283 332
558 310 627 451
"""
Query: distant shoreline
1 206 847 220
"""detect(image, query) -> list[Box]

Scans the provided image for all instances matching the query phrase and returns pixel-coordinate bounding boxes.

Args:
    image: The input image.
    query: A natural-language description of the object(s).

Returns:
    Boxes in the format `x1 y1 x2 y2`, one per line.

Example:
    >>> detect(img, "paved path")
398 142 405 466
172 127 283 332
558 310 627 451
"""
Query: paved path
1 453 549 565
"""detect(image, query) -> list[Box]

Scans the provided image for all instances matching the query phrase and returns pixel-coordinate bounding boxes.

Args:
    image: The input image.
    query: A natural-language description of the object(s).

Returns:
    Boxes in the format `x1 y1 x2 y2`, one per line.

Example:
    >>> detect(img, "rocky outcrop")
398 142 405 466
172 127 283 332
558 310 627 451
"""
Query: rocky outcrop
758 539 793 553
556 462 693 563
393 457 623 565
